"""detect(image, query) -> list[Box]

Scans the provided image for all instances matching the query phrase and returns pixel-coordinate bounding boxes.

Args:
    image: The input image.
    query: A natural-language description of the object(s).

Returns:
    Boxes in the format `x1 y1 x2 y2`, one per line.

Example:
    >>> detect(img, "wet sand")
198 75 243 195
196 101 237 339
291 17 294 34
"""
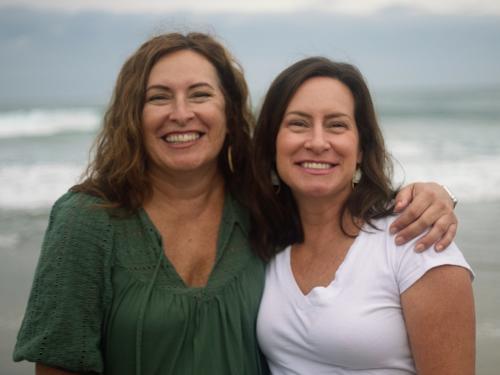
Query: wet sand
455 202 500 375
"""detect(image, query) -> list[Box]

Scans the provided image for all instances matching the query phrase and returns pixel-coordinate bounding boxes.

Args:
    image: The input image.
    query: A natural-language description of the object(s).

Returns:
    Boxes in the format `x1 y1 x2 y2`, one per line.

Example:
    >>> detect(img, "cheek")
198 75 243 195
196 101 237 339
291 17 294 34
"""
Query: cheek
141 122 157 148
275 155 285 178
141 109 158 135
275 134 293 181
205 105 227 138
213 121 228 148
218 119 228 137
338 134 361 161
214 98 227 129
140 117 159 157
274 133 285 167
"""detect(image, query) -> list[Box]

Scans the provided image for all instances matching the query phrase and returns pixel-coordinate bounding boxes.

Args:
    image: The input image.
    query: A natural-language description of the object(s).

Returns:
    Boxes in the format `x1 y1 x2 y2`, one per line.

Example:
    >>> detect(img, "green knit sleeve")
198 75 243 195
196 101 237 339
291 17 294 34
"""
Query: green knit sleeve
13 192 114 374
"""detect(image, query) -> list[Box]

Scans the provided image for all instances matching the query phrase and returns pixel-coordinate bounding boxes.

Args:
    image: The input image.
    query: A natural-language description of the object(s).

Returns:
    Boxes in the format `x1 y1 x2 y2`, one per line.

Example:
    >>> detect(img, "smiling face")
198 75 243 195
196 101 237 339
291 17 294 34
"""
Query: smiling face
142 49 227 178
276 77 362 205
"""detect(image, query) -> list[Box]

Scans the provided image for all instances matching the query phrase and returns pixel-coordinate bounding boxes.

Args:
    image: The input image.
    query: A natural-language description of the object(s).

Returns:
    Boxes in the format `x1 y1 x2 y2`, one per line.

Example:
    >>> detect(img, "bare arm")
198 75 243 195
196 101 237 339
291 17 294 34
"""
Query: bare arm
401 265 475 375
36 363 78 375
391 182 457 252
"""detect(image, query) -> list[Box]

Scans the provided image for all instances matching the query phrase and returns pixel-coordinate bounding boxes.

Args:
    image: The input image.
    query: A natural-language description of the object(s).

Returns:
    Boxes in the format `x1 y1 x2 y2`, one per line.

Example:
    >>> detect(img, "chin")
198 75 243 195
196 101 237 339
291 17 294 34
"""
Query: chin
296 187 332 199
294 184 351 201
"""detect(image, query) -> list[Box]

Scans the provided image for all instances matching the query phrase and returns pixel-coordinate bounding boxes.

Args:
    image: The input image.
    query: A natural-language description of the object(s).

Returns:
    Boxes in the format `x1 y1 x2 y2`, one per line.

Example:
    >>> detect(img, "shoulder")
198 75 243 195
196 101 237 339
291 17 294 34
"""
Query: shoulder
52 190 107 215
355 215 396 249
42 191 115 266
48 191 112 230
365 214 474 294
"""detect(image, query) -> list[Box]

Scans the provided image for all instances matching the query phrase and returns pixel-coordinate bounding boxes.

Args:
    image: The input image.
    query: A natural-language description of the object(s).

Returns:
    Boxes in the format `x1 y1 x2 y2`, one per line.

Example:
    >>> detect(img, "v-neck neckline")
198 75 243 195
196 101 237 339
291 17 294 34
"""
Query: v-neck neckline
284 228 363 307
138 193 236 291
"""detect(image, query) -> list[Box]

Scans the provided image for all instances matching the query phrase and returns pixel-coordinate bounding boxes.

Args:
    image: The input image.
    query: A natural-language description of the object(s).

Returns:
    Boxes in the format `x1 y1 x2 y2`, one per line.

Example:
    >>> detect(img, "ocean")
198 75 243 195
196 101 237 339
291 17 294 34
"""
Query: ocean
1 87 499 374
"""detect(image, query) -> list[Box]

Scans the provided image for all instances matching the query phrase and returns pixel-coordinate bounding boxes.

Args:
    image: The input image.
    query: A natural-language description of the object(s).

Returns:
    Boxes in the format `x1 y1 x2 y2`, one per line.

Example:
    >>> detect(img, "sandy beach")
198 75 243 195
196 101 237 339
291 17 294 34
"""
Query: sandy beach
0 201 499 374
455 202 500 374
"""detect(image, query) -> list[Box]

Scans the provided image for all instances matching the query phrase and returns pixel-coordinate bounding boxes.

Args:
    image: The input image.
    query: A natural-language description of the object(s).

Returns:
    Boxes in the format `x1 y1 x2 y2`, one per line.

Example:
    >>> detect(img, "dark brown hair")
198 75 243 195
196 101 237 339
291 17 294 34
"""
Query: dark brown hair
251 57 397 260
72 32 254 210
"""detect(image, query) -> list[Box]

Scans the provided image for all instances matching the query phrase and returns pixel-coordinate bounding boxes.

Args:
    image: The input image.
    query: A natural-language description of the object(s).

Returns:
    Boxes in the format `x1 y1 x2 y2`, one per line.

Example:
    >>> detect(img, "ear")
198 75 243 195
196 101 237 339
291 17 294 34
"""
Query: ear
357 149 363 164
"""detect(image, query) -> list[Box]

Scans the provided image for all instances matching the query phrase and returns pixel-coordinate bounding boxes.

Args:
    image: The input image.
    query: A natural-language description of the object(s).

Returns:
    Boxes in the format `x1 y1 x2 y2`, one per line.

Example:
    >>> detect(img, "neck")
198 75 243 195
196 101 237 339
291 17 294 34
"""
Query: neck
295 195 359 251
145 167 226 218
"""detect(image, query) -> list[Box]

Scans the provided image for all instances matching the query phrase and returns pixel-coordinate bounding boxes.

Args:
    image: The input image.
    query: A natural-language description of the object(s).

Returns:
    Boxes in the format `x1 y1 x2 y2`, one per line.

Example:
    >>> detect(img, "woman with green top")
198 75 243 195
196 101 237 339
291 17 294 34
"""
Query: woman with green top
14 32 458 375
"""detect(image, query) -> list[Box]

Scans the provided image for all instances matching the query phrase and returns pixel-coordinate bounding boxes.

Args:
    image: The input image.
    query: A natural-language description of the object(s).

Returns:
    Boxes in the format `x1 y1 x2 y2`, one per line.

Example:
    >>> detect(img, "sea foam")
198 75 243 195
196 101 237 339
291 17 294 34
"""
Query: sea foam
0 164 84 209
393 155 500 203
0 108 101 138
1 155 500 210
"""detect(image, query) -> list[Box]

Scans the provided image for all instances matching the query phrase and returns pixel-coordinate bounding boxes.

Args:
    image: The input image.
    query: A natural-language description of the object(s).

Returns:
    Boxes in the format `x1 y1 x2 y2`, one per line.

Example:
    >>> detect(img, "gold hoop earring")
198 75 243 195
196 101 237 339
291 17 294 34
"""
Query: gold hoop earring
228 146 234 173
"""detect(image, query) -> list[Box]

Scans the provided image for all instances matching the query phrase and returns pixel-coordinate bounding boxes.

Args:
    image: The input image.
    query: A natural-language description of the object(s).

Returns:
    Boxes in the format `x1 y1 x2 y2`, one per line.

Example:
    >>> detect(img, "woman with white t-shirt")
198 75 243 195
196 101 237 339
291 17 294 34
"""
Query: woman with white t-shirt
251 57 475 374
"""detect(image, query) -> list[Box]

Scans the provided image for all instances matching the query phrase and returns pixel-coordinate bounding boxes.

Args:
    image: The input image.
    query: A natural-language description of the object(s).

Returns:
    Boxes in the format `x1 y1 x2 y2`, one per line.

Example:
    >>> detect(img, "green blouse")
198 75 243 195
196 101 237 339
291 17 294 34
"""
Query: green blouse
14 191 267 375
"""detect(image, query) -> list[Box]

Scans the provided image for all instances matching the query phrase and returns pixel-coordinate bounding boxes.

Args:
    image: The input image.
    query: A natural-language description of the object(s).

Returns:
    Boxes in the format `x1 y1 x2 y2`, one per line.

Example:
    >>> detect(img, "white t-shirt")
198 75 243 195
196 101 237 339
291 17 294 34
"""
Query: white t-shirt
257 216 473 375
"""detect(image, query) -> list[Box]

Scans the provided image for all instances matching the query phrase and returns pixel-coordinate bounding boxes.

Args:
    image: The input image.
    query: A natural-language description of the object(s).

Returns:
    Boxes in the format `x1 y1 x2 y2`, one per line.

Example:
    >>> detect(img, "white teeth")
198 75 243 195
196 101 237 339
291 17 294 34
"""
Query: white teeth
301 162 332 169
164 132 200 143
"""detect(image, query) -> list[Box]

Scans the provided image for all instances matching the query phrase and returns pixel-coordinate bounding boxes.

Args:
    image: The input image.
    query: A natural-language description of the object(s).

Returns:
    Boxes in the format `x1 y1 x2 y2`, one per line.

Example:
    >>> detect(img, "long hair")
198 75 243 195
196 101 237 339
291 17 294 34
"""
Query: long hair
72 32 254 211
251 57 397 260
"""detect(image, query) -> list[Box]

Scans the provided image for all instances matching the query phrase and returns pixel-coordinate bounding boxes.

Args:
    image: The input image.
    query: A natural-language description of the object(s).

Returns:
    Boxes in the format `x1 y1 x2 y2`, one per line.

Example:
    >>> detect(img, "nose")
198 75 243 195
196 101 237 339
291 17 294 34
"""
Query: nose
305 126 331 153
169 97 194 125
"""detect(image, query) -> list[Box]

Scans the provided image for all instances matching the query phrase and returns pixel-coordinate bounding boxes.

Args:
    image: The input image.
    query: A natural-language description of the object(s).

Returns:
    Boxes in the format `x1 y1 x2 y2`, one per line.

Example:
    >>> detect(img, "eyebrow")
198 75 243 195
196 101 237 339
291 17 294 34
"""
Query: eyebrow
145 82 215 92
285 110 351 120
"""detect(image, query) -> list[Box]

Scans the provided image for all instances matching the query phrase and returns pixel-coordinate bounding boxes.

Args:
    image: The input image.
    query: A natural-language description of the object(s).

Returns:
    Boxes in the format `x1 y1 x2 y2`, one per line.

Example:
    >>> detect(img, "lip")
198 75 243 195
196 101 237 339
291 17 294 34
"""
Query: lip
295 160 338 175
160 130 205 148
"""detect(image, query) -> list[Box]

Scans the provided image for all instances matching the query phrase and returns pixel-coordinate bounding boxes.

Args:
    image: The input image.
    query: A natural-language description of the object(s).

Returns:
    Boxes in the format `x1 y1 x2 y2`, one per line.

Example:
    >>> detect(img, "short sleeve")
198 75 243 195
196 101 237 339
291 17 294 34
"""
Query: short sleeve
13 192 114 374
393 231 474 294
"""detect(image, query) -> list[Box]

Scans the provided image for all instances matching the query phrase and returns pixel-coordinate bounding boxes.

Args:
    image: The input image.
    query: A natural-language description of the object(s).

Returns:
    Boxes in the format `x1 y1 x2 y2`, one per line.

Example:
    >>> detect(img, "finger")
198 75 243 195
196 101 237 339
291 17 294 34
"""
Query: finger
413 224 447 252
434 222 458 252
393 184 414 213
394 200 446 245
394 216 432 246
413 213 457 252
390 192 431 235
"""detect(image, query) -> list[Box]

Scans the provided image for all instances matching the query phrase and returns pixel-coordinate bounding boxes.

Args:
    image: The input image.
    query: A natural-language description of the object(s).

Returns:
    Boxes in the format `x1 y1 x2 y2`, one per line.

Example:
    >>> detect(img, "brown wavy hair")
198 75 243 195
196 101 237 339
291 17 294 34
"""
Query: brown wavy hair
72 32 254 211
251 57 397 260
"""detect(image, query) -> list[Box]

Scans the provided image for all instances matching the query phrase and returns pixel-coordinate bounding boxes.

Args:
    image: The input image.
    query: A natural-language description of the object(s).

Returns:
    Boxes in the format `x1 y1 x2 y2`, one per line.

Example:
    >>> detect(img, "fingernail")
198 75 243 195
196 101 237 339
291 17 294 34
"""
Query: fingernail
390 226 398 234
395 236 404 245
435 244 443 251
415 244 425 252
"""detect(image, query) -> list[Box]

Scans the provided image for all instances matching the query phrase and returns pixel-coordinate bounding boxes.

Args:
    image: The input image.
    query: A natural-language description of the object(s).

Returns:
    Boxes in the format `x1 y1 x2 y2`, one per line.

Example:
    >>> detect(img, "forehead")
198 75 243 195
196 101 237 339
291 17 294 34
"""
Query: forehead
286 77 354 115
147 49 220 86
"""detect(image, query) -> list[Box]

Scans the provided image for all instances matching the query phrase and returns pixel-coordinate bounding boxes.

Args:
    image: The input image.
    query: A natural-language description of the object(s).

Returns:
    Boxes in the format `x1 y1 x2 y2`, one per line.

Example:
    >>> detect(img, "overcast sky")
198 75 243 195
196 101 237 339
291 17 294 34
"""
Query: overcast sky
2 0 500 14
1 1 499 108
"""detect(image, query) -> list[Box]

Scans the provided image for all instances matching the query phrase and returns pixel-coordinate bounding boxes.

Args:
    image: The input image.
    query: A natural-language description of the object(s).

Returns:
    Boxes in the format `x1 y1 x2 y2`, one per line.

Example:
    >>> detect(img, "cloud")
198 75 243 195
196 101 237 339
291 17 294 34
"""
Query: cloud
1 0 500 15
0 7 499 108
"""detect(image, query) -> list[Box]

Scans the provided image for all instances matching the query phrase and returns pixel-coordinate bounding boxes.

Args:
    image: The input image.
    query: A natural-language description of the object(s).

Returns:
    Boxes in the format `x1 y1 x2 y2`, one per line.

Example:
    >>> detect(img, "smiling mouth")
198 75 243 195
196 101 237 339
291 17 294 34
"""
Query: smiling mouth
162 132 202 144
300 161 335 170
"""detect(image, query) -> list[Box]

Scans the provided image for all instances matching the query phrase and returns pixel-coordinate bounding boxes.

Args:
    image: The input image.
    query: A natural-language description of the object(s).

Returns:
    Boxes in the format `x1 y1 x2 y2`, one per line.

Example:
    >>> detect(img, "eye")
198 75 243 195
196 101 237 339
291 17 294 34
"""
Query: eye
288 119 308 128
190 91 212 101
326 121 347 131
146 94 171 103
